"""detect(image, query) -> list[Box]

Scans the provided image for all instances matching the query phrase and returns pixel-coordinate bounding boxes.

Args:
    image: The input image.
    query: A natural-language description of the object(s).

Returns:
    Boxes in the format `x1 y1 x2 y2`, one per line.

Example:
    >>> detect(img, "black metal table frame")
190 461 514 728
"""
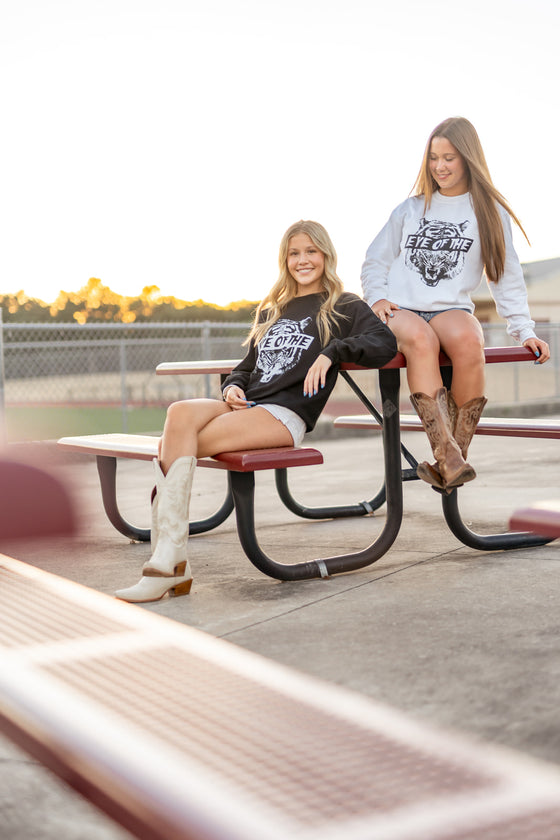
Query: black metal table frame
95 363 552 582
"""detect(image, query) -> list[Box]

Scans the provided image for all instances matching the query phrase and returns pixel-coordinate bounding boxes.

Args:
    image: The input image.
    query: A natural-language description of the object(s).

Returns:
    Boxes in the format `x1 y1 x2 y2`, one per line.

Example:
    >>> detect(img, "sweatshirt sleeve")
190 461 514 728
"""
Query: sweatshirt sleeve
321 296 398 368
361 202 407 306
488 211 535 344
220 341 257 395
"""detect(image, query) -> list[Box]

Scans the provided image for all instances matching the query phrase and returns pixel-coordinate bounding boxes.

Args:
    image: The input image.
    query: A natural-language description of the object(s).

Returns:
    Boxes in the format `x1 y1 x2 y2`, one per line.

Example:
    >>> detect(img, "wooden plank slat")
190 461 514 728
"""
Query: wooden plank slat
509 501 560 539
57 434 323 471
155 346 538 377
3 555 560 840
333 415 560 440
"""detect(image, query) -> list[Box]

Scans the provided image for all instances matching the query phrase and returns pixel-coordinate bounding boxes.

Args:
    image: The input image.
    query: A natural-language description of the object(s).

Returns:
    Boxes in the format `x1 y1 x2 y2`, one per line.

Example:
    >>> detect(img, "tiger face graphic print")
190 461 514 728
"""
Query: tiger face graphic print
404 218 474 287
256 317 314 383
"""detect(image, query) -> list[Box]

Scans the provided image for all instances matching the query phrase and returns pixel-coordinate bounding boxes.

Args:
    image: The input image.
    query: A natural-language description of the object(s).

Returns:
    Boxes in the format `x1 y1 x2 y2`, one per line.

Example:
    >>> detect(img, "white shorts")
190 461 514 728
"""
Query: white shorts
259 404 306 446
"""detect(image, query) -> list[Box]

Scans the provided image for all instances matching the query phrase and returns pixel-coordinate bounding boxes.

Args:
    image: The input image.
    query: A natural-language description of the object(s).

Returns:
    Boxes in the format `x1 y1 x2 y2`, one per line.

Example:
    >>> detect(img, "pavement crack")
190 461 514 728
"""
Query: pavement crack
219 554 442 638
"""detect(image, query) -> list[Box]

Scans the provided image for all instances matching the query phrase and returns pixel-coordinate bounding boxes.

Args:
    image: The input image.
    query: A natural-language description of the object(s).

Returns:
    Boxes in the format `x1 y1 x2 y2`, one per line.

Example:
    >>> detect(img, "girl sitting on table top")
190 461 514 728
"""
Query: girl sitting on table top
116 219 397 603
361 116 550 493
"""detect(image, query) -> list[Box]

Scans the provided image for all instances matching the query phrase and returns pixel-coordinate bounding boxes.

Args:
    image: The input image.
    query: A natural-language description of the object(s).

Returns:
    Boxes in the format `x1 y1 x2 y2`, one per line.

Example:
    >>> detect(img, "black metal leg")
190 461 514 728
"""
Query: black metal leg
228 367 404 580
95 456 234 542
436 363 553 549
230 471 329 581
441 489 554 550
96 457 150 542
275 468 386 519
341 369 419 479
273 370 417 521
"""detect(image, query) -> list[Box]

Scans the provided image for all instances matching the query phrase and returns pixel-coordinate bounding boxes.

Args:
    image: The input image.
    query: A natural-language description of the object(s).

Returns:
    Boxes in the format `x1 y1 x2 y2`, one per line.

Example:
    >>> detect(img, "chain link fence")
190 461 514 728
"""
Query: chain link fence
0 316 559 442
0 320 248 405
0 320 249 442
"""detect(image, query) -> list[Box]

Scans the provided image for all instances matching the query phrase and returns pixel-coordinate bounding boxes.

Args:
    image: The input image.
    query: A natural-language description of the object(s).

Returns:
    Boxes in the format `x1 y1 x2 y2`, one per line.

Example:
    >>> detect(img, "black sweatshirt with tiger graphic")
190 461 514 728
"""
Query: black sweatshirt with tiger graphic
221 291 397 432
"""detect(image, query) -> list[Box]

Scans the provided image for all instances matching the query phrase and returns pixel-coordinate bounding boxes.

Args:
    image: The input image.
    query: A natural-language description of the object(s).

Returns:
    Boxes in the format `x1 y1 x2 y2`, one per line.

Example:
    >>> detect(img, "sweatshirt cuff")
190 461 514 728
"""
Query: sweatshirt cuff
518 327 536 344
222 384 236 400
362 287 387 308
321 345 338 364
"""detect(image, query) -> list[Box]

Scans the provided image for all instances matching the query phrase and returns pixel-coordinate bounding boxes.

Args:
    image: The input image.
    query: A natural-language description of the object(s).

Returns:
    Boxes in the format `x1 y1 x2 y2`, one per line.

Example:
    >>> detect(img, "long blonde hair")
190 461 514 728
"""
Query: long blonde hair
412 117 529 283
246 220 345 346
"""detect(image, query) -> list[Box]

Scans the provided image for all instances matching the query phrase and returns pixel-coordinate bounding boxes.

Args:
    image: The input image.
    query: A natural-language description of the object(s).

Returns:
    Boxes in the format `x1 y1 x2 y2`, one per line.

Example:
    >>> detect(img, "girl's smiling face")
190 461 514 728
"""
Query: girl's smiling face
286 233 325 295
429 136 469 196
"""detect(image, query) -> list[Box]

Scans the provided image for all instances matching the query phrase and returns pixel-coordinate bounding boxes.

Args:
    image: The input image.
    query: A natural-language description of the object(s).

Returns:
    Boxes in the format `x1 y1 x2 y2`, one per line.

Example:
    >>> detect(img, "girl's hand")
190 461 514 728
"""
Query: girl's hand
372 298 400 324
303 354 332 397
523 337 551 364
223 385 255 409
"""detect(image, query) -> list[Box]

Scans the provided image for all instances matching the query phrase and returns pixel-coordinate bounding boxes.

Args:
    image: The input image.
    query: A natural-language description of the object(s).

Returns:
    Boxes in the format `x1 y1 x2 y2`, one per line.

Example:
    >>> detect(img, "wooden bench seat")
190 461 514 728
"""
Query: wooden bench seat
333 414 560 439
3 555 560 840
57 433 323 471
509 499 560 539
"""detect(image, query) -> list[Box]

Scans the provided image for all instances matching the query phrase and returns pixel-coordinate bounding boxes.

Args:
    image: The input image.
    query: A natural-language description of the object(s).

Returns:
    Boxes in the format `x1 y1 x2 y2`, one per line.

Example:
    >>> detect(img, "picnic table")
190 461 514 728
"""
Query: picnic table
153 346 556 577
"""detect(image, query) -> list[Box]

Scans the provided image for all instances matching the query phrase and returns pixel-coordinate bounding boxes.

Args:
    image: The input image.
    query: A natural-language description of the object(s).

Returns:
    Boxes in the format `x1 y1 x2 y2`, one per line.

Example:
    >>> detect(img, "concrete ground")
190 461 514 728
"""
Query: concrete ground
1 425 559 838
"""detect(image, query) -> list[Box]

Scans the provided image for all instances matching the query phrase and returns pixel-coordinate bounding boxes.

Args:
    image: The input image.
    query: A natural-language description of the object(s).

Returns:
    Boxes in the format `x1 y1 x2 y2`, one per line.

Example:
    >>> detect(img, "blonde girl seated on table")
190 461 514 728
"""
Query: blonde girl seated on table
116 220 397 603
361 116 550 493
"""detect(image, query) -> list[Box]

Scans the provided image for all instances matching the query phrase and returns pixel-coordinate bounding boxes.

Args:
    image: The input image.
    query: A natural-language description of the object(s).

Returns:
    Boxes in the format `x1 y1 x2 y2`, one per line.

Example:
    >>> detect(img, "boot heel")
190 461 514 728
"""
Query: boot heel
446 464 477 490
171 578 193 597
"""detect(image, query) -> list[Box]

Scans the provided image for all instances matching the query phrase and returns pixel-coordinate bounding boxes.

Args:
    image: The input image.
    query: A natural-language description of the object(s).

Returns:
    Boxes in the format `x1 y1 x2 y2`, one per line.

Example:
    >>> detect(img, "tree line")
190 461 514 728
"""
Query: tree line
0 278 258 323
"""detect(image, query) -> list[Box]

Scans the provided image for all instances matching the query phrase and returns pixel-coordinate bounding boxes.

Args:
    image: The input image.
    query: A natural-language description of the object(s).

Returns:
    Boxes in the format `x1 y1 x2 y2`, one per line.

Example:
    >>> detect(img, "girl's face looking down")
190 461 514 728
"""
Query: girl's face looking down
429 136 469 196
286 233 326 295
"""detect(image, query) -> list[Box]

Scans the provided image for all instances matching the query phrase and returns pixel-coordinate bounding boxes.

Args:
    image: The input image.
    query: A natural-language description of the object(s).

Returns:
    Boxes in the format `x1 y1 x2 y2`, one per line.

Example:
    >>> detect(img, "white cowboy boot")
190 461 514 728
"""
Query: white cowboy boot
114 456 196 603
143 455 197 577
115 572 192 603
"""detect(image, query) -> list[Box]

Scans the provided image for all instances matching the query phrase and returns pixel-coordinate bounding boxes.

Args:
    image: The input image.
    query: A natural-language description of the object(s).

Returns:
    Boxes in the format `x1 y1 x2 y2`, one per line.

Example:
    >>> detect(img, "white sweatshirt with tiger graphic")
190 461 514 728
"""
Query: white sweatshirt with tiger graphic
360 191 536 343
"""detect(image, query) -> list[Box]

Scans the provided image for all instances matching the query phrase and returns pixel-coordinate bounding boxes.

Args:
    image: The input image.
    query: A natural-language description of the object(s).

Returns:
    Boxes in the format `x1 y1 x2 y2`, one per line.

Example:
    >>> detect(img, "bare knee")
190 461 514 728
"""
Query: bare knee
164 400 192 433
162 401 204 444
163 398 228 439
448 330 485 367
398 323 440 359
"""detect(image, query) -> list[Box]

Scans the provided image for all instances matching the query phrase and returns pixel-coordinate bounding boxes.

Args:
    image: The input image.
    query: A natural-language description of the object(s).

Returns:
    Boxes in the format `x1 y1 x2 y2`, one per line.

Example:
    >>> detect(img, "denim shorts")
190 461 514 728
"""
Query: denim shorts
405 307 470 323
260 404 306 446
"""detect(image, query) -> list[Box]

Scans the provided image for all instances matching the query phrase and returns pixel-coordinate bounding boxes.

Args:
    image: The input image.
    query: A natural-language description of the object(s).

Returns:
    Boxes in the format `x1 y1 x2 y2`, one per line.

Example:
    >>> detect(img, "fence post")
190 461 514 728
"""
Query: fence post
0 309 6 445
120 340 128 433
554 328 560 398
513 360 520 404
202 322 211 398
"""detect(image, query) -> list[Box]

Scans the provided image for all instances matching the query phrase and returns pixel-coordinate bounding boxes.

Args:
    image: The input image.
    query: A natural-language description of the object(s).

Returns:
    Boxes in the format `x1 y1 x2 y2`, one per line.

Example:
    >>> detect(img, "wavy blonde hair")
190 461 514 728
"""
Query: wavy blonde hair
412 117 529 283
246 220 345 346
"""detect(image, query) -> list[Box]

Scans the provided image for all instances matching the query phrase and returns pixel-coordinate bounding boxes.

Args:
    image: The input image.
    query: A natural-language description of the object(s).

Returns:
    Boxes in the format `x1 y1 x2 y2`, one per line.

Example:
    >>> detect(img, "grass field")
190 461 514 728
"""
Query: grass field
4 406 167 442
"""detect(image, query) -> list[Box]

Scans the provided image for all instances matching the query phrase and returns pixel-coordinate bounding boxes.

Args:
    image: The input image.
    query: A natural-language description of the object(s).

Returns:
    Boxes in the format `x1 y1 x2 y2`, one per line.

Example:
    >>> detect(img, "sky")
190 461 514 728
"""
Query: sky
1 0 559 306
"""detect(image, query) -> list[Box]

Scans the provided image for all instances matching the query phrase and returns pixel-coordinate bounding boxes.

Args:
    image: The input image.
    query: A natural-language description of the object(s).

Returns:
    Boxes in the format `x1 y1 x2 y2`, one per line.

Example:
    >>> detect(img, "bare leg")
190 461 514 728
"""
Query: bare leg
386 309 485 403
386 310 443 397
387 309 484 491
159 399 230 471
160 398 294 473
429 310 485 405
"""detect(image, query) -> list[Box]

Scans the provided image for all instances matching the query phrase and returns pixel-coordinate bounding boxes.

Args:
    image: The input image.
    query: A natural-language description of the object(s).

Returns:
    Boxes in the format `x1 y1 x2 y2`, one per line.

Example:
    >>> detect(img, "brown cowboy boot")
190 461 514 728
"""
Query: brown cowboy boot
414 390 457 491
452 395 488 460
416 393 487 491
410 388 476 490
